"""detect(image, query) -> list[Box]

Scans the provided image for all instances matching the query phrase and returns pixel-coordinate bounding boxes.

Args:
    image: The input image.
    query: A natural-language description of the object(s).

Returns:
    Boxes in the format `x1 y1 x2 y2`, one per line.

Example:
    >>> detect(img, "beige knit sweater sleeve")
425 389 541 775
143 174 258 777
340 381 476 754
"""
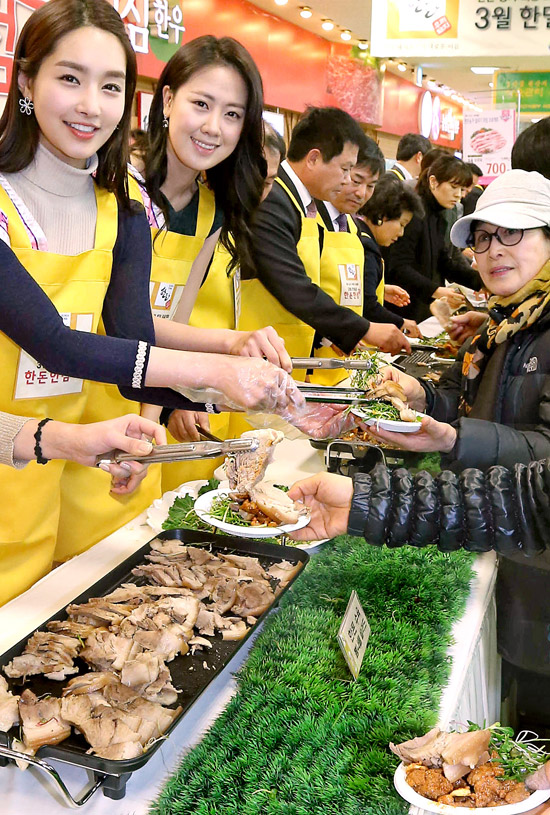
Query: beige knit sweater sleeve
0 411 33 469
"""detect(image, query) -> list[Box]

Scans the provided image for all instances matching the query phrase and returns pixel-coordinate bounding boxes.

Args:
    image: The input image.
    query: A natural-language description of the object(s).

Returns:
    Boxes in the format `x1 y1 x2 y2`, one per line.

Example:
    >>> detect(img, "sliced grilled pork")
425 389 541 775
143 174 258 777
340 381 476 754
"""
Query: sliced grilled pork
0 676 19 732
18 690 71 752
226 429 284 498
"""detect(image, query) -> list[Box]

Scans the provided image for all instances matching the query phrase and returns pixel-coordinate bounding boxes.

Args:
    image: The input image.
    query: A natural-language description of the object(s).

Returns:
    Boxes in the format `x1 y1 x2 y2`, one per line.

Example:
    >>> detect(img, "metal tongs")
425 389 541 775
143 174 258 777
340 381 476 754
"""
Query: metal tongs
296 384 368 403
292 356 378 370
96 437 259 467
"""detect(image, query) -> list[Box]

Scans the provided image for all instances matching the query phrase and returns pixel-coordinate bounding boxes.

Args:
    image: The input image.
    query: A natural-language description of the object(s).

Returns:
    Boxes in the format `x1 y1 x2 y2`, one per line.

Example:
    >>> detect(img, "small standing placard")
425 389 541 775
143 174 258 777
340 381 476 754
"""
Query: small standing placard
337 590 370 680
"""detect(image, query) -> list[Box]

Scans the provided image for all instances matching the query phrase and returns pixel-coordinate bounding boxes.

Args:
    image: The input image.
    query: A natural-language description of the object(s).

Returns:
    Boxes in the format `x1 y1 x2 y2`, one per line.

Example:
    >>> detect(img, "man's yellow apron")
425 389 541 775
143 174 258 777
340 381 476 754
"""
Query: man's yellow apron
239 177 320 381
56 180 218 558
310 214 364 386
0 183 116 604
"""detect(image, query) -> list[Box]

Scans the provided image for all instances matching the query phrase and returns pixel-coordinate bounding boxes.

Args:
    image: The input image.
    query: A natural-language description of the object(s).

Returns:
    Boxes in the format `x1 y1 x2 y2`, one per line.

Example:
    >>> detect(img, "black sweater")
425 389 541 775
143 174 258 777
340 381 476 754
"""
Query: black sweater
246 167 370 354
387 191 480 322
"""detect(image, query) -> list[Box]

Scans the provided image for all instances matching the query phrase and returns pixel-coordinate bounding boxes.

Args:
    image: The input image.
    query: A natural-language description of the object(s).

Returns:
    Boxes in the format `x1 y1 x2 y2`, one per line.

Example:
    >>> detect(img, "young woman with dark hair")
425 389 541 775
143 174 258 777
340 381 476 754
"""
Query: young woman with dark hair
388 154 480 322
357 175 424 335
0 0 303 603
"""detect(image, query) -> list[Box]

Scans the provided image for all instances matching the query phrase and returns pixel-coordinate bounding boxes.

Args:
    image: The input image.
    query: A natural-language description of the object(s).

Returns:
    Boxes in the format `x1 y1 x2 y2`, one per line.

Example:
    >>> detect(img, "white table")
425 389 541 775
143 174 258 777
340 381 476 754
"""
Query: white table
0 440 499 814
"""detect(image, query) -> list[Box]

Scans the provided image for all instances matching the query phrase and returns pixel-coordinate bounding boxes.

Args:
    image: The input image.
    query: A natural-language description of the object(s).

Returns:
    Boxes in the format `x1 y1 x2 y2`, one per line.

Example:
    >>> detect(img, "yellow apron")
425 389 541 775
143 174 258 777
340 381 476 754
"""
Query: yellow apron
162 240 239 492
239 177 321 382
376 256 385 306
311 214 364 386
0 184 116 604
58 178 219 551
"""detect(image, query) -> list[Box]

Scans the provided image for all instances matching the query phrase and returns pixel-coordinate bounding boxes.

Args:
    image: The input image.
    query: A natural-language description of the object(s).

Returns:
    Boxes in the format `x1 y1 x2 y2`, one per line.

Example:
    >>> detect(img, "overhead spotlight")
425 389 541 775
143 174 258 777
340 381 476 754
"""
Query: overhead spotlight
397 62 407 72
299 5 312 18
340 29 352 41
489 82 494 88
380 62 387 72
357 40 369 50
321 19 334 31
470 66 499 75
274 0 288 6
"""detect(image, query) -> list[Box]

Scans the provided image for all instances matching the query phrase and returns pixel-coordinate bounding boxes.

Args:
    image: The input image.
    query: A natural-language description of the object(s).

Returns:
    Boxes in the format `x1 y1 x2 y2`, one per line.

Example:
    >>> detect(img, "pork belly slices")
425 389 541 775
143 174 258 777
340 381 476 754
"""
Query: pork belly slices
226 428 284 499
4 631 81 681
18 690 71 753
231 580 275 618
132 562 205 590
0 676 20 732
120 653 178 705
80 629 143 673
66 598 135 628
62 676 181 759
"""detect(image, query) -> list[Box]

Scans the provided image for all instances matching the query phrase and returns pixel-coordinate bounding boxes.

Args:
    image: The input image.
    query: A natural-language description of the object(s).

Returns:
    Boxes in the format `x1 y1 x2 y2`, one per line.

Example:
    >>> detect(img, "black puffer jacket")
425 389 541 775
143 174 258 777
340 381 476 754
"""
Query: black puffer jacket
387 191 479 322
423 308 550 470
348 461 550 555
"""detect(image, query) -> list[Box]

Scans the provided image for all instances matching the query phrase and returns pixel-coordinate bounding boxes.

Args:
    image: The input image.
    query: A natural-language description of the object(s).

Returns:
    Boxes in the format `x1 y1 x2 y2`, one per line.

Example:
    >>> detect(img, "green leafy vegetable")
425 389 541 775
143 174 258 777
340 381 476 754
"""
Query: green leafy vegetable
348 349 383 391
162 493 213 532
352 400 421 423
418 331 450 346
468 721 550 781
209 495 261 527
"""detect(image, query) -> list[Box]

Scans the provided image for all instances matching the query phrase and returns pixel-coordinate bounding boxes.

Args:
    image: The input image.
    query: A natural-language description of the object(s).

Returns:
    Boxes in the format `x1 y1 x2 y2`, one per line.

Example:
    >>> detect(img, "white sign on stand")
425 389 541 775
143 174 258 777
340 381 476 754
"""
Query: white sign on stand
463 108 516 184
337 590 370 680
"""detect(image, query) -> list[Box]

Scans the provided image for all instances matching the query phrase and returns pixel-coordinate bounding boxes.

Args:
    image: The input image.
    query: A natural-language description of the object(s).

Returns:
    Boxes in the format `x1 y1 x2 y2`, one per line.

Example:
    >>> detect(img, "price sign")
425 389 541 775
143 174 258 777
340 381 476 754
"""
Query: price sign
337 590 370 680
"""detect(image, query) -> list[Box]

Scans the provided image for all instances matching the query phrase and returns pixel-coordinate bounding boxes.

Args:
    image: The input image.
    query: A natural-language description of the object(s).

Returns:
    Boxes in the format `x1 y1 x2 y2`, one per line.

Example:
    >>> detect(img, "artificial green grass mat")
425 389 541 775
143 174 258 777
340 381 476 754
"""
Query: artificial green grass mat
150 536 474 815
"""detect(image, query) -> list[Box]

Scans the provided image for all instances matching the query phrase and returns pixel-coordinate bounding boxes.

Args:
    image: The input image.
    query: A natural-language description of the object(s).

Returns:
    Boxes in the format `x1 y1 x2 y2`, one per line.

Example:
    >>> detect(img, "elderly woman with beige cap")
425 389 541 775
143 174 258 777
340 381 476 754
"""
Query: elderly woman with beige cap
288 169 550 730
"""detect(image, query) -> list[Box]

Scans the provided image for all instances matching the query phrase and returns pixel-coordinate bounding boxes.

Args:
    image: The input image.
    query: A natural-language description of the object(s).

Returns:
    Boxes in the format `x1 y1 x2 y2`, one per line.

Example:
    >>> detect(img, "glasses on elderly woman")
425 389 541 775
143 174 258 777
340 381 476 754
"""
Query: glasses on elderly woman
467 226 537 254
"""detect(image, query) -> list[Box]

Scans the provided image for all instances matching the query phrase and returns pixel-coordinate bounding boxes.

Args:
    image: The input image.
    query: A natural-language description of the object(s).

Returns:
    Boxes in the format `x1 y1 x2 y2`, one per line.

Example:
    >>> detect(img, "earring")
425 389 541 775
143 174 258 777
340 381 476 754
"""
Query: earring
163 116 169 129
19 96 34 116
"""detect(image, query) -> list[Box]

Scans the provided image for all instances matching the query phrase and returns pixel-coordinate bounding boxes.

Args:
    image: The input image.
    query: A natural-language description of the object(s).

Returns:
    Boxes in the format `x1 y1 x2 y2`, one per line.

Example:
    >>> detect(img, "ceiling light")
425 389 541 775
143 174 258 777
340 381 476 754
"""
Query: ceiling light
397 62 407 72
380 62 387 72
321 19 334 31
274 0 288 6
357 40 369 50
299 5 312 17
489 82 494 88
470 66 499 74
532 118 542 123
340 29 352 41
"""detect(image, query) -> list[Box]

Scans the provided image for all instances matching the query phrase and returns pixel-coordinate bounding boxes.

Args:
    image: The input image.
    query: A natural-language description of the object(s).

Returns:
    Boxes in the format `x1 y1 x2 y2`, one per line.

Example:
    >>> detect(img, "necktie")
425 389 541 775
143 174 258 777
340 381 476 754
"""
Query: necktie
335 213 348 232
305 199 317 218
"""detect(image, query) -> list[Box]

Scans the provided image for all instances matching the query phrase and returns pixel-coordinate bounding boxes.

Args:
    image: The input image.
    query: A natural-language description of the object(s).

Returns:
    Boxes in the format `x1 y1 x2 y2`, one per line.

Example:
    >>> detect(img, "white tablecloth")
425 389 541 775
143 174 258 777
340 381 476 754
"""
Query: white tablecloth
0 439 499 814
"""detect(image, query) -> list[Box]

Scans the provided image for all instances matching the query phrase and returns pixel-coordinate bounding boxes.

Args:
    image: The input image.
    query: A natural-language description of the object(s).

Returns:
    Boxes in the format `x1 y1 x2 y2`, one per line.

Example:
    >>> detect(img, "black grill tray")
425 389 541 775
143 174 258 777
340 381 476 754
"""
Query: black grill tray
0 529 308 784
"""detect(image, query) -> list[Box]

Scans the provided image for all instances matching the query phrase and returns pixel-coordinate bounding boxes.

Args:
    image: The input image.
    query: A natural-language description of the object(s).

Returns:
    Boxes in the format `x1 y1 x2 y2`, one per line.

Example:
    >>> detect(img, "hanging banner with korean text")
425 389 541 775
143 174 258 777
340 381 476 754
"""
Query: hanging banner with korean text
371 0 550 58
496 71 550 113
463 109 516 183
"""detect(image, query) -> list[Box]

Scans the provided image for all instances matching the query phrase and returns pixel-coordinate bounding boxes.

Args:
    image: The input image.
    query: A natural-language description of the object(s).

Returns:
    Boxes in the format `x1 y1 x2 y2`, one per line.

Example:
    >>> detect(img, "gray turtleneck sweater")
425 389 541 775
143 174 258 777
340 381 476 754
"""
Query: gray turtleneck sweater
4 142 98 255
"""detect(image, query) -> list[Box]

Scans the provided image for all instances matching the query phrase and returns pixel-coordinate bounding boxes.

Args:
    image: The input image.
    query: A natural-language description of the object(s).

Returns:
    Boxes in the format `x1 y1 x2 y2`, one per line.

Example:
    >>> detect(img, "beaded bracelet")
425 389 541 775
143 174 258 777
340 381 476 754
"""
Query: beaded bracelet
34 417 52 465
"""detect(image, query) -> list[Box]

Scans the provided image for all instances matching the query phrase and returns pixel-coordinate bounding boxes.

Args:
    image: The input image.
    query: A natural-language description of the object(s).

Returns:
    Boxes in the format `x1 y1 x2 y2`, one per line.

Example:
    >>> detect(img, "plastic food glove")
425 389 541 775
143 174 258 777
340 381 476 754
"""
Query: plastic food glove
175 356 304 414
283 403 357 440
288 472 353 540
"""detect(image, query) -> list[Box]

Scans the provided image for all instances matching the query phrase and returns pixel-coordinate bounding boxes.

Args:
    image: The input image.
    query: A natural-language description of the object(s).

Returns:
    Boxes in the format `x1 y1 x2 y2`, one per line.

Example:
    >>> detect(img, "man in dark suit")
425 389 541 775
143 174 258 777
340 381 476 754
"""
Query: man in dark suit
244 107 410 356
389 133 431 182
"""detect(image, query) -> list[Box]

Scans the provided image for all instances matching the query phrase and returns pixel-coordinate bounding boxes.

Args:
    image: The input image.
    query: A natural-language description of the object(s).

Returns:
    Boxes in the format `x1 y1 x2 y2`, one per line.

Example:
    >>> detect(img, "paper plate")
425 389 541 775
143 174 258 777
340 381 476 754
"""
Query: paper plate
393 762 550 814
194 487 311 539
351 407 426 433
